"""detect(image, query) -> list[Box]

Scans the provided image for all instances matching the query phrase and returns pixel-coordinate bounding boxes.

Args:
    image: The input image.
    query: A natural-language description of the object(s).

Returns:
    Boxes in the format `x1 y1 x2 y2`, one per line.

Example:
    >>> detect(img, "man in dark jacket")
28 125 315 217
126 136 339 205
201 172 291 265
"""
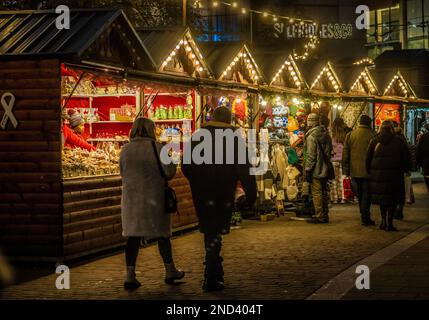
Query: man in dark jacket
366 121 410 231
304 113 333 224
417 123 429 192
343 115 376 226
182 107 257 292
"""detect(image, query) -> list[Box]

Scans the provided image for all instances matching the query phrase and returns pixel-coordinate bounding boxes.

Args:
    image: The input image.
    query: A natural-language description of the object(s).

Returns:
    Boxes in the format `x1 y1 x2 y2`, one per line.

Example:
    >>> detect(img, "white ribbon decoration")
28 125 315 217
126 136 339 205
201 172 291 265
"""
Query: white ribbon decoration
1 92 18 129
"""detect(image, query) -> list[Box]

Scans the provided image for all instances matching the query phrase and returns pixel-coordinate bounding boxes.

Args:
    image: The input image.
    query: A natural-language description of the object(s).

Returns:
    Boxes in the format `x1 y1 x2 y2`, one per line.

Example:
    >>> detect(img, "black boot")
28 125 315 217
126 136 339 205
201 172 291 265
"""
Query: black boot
203 259 224 292
387 209 398 232
379 211 387 230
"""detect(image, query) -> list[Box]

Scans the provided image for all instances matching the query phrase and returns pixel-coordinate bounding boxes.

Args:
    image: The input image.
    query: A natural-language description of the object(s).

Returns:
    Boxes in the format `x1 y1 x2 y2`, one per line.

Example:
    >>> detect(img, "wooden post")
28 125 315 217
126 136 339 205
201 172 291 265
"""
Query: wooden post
182 0 187 27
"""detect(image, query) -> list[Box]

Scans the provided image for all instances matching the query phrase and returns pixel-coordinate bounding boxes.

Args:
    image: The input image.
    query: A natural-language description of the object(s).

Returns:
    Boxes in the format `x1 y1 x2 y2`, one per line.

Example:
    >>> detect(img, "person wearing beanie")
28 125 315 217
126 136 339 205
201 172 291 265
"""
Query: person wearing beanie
182 106 257 292
68 109 85 134
62 109 96 152
343 115 375 226
304 113 333 224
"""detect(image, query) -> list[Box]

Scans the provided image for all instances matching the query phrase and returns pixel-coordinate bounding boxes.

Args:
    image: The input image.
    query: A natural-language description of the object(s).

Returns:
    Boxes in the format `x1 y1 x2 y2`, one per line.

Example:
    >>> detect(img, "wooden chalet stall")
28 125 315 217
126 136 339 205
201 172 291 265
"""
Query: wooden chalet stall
334 63 379 129
197 43 263 128
0 9 198 261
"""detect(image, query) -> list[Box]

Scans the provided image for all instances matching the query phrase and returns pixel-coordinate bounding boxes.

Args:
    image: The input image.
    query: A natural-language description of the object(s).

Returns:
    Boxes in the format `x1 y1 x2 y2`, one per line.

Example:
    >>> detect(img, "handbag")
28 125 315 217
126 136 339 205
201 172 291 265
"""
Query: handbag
151 141 178 214
316 139 335 180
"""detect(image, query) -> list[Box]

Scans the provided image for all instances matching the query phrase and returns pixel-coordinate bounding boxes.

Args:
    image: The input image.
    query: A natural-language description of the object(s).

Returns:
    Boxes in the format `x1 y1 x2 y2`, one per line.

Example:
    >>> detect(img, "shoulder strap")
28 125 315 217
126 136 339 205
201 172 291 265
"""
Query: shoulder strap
316 139 331 165
151 140 166 180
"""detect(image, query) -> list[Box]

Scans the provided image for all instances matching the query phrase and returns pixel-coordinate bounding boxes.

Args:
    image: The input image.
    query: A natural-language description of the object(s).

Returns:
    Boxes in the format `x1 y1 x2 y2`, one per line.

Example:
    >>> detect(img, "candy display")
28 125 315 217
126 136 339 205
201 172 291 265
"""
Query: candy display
109 103 137 121
62 143 120 178
152 104 192 120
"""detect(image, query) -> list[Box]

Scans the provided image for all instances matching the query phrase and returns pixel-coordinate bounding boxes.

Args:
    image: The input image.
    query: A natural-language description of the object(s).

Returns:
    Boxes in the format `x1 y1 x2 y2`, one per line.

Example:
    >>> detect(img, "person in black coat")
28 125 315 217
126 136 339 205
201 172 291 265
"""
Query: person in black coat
182 107 257 292
417 124 429 192
366 121 410 231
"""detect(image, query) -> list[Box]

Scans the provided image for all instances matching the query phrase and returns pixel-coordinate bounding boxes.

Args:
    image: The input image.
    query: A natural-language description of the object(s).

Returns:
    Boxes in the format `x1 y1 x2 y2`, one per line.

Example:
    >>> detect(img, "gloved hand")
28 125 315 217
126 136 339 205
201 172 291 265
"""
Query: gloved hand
306 171 313 183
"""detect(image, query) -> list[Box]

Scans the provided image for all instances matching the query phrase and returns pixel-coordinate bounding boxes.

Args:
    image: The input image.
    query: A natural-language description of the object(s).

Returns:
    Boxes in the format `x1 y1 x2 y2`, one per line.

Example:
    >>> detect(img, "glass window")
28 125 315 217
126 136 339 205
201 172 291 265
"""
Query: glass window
408 38 425 48
366 10 377 43
390 7 400 41
367 10 376 43
408 0 424 38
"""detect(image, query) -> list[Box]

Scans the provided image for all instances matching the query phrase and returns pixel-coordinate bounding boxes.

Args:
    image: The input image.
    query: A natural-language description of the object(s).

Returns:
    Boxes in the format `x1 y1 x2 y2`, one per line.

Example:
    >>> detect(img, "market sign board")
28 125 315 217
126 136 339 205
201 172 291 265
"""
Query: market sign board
1 92 18 130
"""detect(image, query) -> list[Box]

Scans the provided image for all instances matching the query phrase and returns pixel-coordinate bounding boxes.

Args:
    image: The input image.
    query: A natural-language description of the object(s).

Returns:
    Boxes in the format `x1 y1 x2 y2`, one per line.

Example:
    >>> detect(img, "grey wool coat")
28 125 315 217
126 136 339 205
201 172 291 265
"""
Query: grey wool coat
120 137 176 239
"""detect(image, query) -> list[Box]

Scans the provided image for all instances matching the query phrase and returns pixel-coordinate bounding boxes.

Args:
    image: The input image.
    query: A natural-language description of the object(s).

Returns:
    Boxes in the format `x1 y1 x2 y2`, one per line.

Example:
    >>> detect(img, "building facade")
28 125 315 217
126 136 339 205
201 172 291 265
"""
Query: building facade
367 0 429 58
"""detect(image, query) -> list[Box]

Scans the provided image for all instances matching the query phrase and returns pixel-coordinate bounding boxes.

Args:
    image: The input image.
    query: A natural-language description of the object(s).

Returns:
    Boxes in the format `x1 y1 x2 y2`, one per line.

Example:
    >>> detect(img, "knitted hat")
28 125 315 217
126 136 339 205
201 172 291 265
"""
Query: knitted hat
307 113 320 128
68 109 84 128
359 115 372 126
213 106 232 124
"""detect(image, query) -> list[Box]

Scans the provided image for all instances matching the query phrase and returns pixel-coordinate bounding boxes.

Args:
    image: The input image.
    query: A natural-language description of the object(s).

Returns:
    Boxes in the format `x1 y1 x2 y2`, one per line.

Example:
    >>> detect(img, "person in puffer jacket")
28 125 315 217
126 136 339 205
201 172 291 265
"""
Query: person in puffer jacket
304 113 333 224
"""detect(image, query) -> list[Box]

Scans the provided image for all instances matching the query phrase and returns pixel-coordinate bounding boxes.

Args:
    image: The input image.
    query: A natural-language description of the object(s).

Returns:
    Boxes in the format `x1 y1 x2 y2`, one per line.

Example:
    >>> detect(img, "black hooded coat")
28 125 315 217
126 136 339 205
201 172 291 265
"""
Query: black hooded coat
366 130 410 206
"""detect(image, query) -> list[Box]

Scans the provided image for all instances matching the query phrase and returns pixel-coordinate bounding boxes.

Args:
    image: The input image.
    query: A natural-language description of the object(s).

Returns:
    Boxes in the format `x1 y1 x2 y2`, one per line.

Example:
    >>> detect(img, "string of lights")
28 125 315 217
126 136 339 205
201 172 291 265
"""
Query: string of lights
271 56 303 88
311 64 341 93
350 69 377 94
220 47 261 84
384 73 410 97
192 1 315 24
192 1 320 61
161 32 209 76
353 57 375 66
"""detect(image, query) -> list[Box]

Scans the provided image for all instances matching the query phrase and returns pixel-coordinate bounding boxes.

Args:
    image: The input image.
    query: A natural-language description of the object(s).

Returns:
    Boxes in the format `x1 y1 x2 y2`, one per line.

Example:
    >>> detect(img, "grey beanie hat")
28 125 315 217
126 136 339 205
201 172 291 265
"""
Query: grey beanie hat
307 113 320 127
68 109 84 128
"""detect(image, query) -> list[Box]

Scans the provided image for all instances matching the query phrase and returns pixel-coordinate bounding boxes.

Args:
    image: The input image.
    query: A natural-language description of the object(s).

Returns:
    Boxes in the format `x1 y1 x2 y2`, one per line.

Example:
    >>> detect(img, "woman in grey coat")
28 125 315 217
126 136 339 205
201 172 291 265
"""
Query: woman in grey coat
120 118 184 290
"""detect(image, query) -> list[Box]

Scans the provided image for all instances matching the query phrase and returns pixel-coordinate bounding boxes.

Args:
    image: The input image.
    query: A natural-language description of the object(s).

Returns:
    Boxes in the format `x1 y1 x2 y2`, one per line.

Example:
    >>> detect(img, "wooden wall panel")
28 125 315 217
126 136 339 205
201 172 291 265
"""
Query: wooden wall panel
0 59 63 259
62 170 198 258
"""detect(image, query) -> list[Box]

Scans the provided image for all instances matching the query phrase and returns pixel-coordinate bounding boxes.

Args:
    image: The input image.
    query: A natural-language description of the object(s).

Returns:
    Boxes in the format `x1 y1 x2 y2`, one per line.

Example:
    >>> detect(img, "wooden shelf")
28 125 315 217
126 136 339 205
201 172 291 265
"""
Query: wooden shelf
153 119 192 123
89 121 133 124
62 94 136 98
87 138 129 142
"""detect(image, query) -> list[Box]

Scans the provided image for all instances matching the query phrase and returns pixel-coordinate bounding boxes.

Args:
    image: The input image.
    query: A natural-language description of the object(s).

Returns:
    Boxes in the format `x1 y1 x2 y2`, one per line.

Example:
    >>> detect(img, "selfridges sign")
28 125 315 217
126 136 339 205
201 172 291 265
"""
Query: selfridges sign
273 5 369 39
275 23 354 40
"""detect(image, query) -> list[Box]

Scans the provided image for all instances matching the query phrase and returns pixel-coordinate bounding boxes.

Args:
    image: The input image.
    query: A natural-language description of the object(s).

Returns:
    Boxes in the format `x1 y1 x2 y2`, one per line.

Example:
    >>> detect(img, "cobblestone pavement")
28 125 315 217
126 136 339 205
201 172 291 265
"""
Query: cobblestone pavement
1 183 428 300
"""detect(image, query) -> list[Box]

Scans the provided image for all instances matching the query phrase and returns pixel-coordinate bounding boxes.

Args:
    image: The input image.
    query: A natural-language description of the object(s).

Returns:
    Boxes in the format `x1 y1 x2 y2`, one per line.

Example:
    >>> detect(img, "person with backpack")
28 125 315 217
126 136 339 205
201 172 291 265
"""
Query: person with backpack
304 113 334 224
182 107 257 292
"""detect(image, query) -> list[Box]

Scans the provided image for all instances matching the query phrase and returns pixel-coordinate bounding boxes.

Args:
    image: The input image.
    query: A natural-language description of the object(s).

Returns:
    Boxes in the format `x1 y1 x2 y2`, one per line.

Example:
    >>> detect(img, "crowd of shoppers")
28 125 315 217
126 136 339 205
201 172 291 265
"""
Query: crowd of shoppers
118 109 427 293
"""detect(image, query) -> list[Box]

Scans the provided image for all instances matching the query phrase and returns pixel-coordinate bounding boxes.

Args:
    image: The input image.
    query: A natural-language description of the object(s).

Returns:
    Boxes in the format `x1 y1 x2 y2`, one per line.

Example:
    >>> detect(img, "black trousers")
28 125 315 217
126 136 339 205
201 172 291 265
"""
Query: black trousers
353 178 371 221
204 233 224 281
125 237 173 267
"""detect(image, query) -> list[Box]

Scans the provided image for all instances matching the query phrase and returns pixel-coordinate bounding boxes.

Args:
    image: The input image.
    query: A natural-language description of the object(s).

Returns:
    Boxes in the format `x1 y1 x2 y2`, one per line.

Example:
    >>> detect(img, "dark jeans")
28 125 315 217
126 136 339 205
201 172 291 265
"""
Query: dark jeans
125 237 173 267
353 178 371 221
204 233 224 281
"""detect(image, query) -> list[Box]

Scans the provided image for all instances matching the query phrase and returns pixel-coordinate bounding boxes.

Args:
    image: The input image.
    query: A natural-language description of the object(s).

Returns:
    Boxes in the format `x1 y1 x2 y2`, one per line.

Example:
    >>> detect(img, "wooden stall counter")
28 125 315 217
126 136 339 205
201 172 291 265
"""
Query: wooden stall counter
62 169 198 260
